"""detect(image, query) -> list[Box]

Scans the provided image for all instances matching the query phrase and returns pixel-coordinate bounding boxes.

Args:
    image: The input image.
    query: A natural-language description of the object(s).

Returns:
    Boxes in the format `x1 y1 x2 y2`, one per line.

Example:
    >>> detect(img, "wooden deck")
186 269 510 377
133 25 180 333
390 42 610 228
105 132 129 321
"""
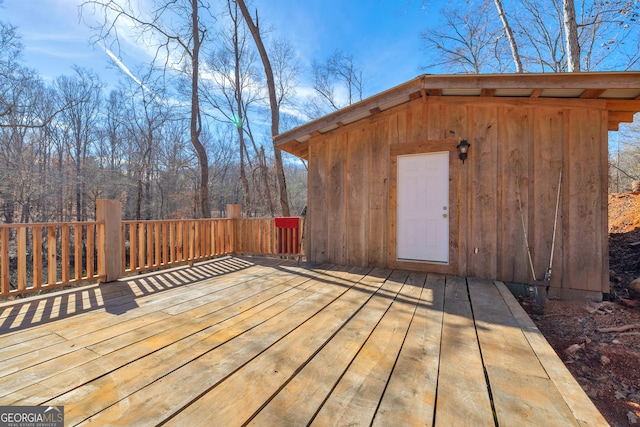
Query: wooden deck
0 256 608 426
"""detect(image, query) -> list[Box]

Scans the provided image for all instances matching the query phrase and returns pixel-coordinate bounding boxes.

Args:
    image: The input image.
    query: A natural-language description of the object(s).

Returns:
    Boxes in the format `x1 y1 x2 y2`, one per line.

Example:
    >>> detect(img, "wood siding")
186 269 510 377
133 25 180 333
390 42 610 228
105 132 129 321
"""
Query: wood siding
306 96 609 293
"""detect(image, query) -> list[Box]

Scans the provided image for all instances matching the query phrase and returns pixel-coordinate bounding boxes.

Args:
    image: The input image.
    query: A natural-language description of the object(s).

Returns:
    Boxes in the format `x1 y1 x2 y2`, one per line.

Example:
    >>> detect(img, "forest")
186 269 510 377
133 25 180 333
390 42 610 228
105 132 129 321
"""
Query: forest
1 0 639 224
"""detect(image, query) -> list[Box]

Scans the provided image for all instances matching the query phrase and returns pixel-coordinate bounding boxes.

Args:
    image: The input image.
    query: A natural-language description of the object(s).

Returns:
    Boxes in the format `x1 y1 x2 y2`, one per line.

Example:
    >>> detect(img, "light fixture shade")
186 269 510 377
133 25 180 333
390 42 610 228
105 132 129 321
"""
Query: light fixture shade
457 139 470 164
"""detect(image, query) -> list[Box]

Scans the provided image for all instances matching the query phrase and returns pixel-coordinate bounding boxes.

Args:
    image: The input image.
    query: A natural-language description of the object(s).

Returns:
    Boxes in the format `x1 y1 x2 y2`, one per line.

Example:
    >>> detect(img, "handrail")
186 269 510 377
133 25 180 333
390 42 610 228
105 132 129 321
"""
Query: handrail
1 209 303 300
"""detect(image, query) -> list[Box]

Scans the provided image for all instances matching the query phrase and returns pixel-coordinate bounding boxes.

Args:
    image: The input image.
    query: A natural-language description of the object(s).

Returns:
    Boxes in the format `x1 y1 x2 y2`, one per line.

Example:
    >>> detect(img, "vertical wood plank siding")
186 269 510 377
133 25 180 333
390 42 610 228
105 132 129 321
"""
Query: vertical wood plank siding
306 96 609 292
328 134 346 264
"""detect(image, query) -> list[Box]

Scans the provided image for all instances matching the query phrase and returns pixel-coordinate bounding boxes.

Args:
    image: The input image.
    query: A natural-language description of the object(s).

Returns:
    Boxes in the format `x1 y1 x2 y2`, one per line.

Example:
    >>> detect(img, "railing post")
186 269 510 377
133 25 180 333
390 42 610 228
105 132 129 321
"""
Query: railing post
97 199 122 283
226 204 241 219
227 204 241 254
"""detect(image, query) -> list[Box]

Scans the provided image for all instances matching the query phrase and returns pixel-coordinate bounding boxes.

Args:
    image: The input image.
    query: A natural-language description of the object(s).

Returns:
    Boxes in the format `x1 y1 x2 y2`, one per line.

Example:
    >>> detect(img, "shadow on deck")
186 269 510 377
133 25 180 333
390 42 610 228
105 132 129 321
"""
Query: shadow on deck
0 256 608 426
0 256 256 332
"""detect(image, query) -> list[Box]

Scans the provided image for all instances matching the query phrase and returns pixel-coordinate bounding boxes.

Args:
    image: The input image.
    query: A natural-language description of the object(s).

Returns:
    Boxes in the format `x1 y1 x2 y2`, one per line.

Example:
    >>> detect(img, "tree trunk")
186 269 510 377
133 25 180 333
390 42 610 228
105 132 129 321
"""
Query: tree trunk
236 0 291 216
191 0 211 218
3 200 14 224
76 155 83 222
239 138 251 214
57 149 63 221
563 0 581 72
259 146 275 216
493 0 523 73
136 176 143 220
231 3 251 216
20 201 30 224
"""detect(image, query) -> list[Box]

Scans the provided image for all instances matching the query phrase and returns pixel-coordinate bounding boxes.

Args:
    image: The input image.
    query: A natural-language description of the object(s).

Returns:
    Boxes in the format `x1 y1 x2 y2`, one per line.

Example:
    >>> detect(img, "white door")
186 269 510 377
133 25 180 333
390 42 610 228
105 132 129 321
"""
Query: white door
397 152 449 263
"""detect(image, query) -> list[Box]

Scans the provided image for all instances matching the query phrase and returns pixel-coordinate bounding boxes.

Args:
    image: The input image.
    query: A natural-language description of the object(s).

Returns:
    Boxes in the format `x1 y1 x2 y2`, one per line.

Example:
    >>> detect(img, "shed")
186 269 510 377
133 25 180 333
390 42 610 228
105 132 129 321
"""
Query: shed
275 73 640 298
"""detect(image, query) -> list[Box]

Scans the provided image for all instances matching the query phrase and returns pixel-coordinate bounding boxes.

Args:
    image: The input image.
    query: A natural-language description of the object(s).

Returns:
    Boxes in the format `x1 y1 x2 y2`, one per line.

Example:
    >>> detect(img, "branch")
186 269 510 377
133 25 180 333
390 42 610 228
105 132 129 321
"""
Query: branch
609 161 640 181
598 324 640 333
0 100 76 129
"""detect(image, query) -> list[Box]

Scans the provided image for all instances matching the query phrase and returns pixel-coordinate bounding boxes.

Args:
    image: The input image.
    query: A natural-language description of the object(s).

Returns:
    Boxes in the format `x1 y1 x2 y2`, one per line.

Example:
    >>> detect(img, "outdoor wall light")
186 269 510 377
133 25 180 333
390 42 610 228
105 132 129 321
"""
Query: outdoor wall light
457 139 470 164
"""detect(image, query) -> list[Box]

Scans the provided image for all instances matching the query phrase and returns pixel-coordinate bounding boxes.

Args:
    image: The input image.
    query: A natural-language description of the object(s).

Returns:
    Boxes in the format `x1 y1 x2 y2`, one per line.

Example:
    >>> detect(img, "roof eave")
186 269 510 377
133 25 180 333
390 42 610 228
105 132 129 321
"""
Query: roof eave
275 72 640 159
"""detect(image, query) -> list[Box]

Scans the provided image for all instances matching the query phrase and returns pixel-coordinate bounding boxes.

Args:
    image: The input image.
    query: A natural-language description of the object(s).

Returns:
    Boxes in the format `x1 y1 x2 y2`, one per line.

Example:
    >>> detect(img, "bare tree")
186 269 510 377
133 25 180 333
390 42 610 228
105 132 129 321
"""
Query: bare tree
563 0 580 71
81 0 213 217
269 38 300 119
308 50 365 117
121 76 169 220
493 0 523 72
0 22 70 130
577 0 640 71
420 1 509 74
609 117 640 193
235 0 292 216
201 0 260 214
0 74 50 223
98 89 129 200
0 20 22 121
620 31 640 70
515 0 567 71
205 125 237 217
54 67 103 221
422 0 640 73
515 0 639 71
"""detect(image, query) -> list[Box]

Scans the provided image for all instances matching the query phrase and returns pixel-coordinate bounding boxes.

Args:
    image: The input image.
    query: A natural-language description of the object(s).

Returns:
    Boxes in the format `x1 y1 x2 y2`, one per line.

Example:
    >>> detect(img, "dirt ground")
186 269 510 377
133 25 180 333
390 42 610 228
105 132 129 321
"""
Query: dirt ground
520 193 640 426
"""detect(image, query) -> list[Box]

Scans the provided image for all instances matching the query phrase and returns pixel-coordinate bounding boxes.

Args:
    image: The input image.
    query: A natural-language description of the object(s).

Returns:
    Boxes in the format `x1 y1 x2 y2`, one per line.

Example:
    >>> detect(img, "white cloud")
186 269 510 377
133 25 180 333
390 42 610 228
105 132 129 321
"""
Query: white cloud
103 45 155 96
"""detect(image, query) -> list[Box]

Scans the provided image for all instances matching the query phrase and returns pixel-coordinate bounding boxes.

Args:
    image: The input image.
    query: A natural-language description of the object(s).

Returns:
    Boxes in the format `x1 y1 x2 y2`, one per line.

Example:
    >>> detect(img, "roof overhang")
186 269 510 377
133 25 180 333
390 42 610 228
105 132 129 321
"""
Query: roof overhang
275 72 640 160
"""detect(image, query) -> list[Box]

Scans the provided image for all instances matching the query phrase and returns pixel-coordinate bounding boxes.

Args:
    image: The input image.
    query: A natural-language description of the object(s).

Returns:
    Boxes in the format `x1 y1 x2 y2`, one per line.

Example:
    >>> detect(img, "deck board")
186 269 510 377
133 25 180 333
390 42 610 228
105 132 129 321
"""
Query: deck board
65 265 372 426
309 269 411 426
168 268 395 426
4 261 331 407
468 277 580 426
494 281 610 427
435 275 495 426
372 272 444 426
0 256 608 426
248 270 404 426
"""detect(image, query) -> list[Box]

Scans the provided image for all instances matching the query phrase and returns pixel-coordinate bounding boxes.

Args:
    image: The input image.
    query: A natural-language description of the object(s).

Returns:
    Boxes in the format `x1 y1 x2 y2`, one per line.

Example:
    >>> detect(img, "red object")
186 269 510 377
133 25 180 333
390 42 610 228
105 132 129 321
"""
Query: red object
275 217 301 254
275 217 300 229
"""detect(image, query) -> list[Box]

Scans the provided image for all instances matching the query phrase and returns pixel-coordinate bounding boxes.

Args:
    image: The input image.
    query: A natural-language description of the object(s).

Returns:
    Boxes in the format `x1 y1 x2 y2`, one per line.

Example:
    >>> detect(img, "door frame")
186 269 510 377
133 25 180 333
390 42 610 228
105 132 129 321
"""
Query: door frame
387 138 462 274
396 151 450 263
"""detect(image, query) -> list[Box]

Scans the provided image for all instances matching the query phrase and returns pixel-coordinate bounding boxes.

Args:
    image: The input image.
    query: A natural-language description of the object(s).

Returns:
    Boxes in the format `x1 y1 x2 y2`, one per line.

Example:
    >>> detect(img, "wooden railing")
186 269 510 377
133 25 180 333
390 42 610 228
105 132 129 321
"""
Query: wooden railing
122 218 288 274
122 219 236 274
236 218 280 256
0 201 303 299
0 222 103 298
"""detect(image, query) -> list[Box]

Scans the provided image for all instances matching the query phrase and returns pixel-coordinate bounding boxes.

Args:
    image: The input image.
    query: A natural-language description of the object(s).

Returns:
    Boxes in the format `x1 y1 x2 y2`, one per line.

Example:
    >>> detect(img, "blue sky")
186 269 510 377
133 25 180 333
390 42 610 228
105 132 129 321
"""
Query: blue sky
3 0 121 82
3 0 436 96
